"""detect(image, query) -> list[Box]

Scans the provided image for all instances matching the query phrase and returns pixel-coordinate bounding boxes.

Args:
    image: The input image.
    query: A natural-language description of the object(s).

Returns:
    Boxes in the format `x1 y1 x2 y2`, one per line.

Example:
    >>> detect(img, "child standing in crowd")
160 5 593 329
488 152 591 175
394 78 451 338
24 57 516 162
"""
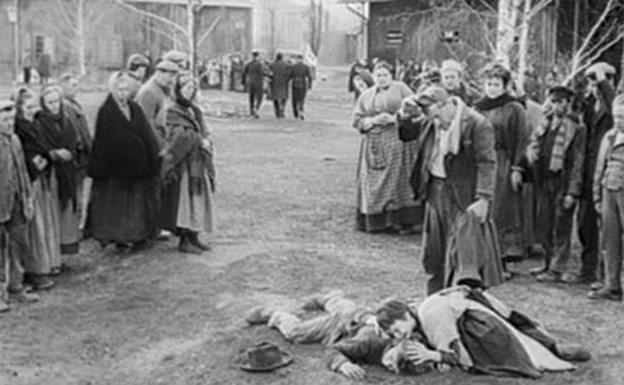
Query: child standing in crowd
590 97 624 301
527 86 586 283
0 100 39 313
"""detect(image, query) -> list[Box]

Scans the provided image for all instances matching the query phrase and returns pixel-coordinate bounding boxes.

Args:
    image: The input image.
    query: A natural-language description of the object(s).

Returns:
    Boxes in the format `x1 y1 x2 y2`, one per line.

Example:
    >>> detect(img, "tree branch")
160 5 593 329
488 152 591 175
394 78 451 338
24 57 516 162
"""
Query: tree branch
565 31 624 83
572 0 616 69
115 0 188 37
527 0 554 20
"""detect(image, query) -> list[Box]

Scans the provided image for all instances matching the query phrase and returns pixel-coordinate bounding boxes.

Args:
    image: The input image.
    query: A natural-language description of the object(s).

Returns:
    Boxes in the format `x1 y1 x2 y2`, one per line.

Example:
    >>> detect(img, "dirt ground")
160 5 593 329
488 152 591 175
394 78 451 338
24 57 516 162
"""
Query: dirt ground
0 69 621 385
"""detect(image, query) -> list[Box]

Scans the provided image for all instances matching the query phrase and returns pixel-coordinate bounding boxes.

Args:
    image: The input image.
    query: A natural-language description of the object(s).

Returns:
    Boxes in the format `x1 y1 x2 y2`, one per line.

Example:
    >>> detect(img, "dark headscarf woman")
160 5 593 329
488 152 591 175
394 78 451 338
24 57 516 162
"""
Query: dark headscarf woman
160 72 215 254
352 61 422 233
474 63 531 262
87 71 161 250
34 84 81 258
13 88 57 289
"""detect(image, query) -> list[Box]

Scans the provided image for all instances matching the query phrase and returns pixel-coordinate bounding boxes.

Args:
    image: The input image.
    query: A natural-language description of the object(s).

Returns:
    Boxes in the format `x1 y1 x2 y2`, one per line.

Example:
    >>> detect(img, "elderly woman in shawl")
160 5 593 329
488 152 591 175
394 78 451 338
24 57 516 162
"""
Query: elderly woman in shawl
13 88 57 290
34 85 80 266
160 72 215 254
353 61 421 233
87 72 160 251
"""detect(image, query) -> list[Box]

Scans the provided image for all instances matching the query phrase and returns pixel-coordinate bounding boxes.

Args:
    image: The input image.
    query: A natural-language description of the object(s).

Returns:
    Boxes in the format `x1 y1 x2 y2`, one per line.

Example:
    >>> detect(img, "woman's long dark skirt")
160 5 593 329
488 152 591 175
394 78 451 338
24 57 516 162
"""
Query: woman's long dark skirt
88 177 158 244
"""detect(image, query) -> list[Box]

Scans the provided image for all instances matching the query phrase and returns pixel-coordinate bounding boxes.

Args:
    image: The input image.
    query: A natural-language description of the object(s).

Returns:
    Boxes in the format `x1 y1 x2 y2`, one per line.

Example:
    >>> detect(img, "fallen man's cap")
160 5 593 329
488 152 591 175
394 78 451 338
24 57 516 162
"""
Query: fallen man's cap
547 85 575 100
235 342 293 372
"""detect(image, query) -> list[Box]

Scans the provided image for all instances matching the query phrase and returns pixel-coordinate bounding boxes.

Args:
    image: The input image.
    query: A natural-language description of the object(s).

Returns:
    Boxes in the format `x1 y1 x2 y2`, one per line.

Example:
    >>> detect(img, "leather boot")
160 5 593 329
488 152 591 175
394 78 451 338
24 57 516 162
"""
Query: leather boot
178 233 202 254
189 232 211 251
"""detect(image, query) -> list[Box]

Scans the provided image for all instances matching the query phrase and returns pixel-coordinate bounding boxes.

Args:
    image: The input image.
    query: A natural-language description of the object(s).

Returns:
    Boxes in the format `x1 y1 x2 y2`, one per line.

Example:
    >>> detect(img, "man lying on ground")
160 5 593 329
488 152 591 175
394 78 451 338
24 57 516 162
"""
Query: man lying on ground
245 290 439 379
375 285 590 378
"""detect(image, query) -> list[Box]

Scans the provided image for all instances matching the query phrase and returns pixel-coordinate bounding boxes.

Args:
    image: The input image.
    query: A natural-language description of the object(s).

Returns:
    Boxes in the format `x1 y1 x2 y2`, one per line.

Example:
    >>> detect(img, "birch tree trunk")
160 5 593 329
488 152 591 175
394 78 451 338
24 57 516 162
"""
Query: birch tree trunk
77 0 87 76
495 0 521 68
187 0 195 74
516 0 532 95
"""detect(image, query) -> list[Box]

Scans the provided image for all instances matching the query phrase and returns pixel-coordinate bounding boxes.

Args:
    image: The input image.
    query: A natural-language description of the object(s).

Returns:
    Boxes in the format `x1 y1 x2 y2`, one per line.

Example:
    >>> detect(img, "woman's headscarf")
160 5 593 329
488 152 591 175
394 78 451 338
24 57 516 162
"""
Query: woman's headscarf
173 72 198 108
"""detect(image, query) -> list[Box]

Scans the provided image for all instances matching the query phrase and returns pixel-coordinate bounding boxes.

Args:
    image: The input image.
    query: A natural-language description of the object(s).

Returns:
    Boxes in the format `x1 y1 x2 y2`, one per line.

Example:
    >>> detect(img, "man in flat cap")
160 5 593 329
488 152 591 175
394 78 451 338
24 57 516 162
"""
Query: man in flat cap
440 59 481 106
567 62 617 286
0 100 39 312
162 50 189 71
135 59 179 148
397 86 498 294
126 53 151 100
524 86 586 283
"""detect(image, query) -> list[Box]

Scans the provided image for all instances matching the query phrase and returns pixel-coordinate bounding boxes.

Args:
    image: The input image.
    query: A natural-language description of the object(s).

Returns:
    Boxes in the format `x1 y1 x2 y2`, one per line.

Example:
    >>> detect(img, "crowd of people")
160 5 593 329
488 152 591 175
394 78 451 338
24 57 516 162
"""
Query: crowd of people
349 56 624 302
242 56 623 382
0 50 215 313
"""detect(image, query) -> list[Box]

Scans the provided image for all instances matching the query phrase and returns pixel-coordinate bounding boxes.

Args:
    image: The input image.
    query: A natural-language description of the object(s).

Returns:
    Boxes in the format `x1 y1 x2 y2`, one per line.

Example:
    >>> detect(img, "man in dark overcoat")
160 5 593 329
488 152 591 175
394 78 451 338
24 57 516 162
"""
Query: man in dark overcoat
242 51 269 118
290 55 312 120
269 53 291 119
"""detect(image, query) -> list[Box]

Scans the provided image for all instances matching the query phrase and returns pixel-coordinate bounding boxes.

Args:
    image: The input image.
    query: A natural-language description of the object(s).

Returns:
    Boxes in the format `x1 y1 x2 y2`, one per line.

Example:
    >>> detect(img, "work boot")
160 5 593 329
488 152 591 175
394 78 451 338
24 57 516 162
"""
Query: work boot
556 344 591 362
178 234 202 254
246 306 276 325
535 270 562 283
23 274 55 291
561 273 594 285
587 288 623 301
10 290 40 303
188 232 211 251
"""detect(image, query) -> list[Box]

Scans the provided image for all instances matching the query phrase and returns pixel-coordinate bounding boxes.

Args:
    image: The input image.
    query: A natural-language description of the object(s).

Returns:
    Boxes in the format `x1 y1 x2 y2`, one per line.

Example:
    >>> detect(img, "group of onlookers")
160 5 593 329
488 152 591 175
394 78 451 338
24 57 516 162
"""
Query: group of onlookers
351 56 624 301
0 50 215 313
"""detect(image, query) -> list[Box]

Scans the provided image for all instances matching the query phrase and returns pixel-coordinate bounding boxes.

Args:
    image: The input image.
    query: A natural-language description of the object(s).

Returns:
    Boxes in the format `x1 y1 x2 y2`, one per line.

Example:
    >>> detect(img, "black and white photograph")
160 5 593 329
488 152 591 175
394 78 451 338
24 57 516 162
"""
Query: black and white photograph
0 0 623 384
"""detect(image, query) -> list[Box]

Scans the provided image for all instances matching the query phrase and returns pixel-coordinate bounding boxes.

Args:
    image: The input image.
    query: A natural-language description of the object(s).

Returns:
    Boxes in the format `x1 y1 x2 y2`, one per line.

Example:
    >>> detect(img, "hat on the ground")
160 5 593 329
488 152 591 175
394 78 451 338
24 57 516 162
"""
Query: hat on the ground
126 53 150 70
0 100 15 112
585 62 616 77
547 85 575 100
235 342 293 372
440 59 463 75
413 85 449 108
155 60 180 73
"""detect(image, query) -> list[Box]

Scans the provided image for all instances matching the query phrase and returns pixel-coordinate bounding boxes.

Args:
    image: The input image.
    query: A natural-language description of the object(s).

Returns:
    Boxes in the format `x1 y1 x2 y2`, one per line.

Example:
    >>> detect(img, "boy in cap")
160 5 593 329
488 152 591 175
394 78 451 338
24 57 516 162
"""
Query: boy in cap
590 97 624 301
570 62 616 285
0 100 39 312
162 50 188 71
397 85 497 294
526 86 586 282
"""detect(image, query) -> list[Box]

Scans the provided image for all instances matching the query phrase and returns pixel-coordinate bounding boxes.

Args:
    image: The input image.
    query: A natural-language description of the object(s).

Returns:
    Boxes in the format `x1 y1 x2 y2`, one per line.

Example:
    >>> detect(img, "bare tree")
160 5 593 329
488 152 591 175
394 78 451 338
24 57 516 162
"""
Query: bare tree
40 0 115 75
309 0 324 56
116 0 222 74
564 0 624 83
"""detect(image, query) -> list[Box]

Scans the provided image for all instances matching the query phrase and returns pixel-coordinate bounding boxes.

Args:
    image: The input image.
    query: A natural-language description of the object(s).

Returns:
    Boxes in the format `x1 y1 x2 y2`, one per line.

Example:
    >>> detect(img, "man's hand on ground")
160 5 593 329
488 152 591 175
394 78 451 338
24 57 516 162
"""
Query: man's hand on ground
338 362 366 380
467 198 489 223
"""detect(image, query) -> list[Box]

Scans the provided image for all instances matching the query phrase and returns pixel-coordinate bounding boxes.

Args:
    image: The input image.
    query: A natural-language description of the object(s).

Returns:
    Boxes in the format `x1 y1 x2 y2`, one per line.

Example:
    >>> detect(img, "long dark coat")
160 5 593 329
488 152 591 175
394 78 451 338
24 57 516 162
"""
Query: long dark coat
475 96 530 232
269 59 291 100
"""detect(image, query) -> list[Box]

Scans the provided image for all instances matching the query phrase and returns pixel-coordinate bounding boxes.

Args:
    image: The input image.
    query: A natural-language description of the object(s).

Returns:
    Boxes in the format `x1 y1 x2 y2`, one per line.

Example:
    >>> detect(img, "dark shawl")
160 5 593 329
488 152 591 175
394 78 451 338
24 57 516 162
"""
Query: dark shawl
161 102 214 194
474 93 518 112
34 106 78 209
14 117 52 180
88 94 160 180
